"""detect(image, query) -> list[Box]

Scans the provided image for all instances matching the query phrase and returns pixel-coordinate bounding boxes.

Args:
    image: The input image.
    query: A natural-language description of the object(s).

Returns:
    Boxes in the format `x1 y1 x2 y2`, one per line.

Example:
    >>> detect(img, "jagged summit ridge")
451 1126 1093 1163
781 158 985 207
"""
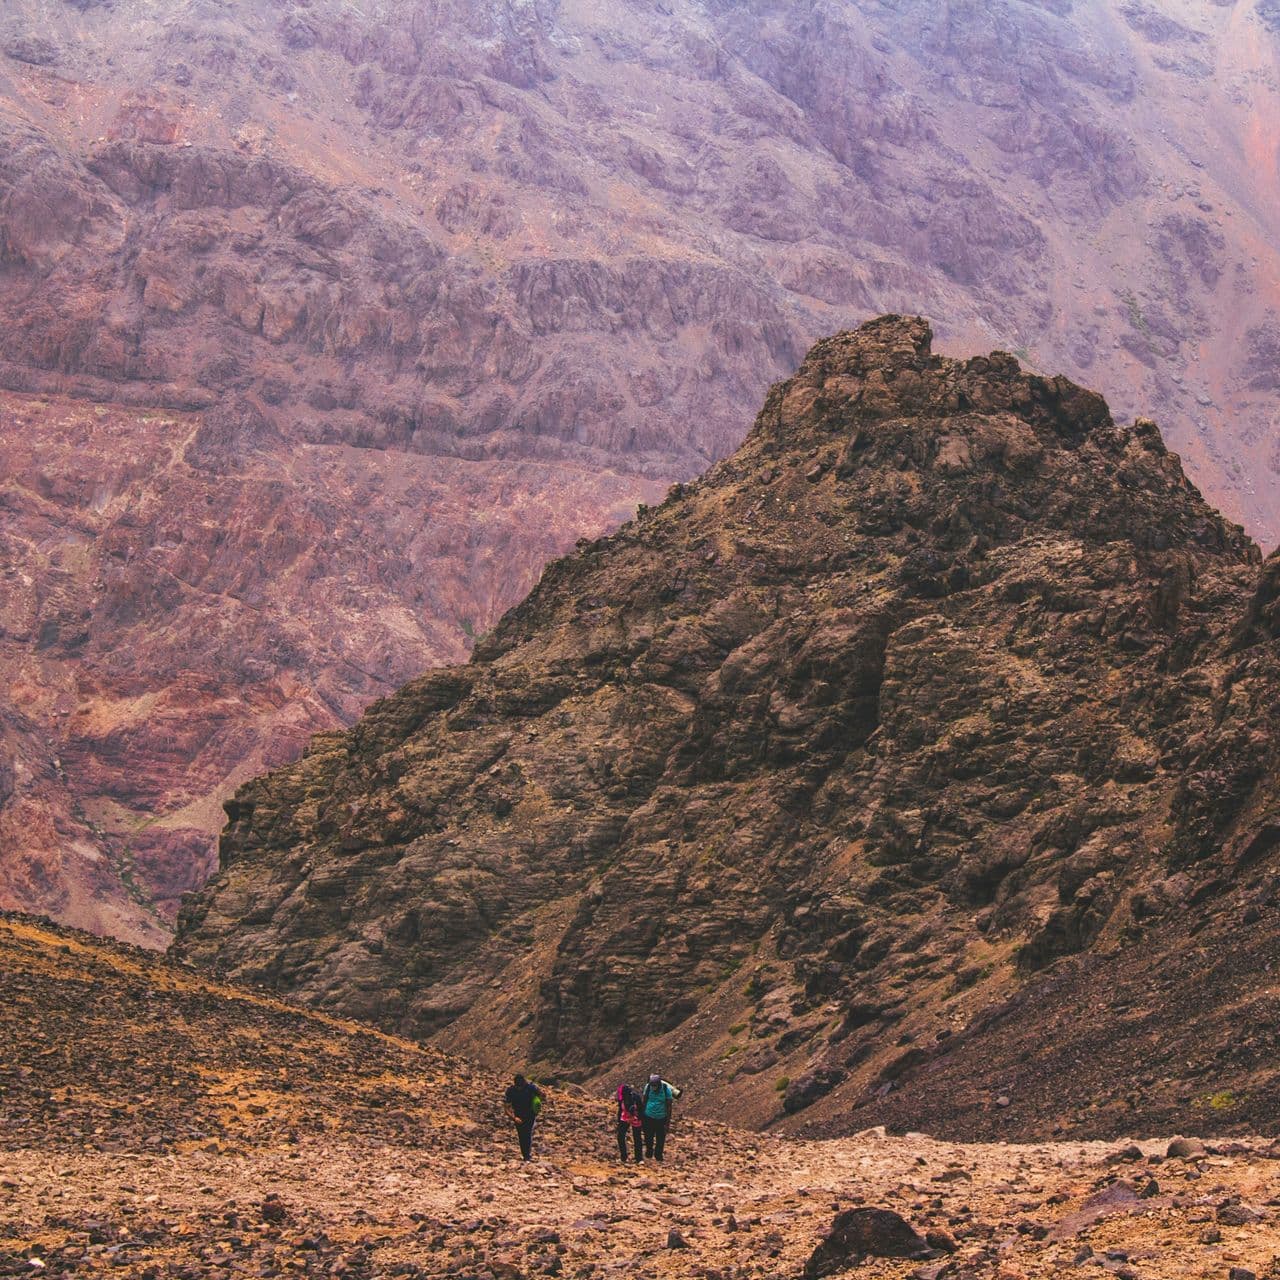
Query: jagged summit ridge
749 314 1111 447
176 318 1278 1140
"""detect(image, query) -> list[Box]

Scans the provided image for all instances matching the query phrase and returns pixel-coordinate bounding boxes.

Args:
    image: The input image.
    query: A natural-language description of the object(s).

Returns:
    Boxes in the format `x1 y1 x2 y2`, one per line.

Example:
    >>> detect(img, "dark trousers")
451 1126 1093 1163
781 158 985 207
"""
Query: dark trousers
616 1121 642 1162
514 1118 535 1160
642 1115 669 1161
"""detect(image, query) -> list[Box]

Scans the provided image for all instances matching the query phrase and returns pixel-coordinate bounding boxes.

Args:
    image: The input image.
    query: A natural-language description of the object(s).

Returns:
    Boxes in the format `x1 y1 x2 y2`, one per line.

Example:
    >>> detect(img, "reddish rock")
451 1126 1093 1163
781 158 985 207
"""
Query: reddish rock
4 0 1280 944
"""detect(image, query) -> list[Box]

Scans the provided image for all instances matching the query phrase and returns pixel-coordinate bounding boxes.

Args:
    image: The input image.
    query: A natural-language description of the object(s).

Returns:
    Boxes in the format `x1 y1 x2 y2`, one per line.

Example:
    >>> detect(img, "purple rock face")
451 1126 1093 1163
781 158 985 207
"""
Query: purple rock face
3 0 1280 941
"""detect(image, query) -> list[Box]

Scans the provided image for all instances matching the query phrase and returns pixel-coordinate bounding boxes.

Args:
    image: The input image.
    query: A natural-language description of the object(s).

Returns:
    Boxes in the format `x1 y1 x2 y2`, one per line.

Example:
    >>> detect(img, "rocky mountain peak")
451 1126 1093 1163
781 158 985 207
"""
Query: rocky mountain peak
760 313 1112 445
176 319 1279 1140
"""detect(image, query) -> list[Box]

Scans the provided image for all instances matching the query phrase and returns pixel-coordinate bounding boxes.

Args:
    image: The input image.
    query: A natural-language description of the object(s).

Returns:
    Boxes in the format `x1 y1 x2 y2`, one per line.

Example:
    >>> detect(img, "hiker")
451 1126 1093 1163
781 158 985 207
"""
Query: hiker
504 1072 545 1161
640 1072 681 1162
614 1081 643 1163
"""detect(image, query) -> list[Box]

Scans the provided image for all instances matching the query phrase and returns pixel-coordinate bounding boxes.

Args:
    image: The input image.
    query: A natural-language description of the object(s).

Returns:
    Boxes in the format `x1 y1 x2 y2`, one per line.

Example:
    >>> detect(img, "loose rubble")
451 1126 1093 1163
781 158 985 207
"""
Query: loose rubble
4 916 1280 1279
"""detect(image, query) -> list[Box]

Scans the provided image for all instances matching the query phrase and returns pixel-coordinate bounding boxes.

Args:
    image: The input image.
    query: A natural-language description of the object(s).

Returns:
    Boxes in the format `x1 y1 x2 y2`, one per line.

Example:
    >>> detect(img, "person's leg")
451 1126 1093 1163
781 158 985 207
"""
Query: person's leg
517 1120 534 1160
642 1117 656 1158
654 1119 668 1161
631 1124 643 1162
616 1122 628 1161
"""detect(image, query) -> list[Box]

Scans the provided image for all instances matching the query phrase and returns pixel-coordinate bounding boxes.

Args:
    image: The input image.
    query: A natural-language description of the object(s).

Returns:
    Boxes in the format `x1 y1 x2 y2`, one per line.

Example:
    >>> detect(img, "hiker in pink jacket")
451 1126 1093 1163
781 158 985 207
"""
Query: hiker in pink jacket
614 1081 644 1163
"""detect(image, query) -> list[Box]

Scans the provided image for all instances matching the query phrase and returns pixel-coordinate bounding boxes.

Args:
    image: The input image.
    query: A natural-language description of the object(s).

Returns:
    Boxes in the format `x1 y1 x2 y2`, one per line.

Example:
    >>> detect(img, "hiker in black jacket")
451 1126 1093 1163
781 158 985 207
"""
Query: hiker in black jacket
614 1082 643 1163
504 1073 544 1161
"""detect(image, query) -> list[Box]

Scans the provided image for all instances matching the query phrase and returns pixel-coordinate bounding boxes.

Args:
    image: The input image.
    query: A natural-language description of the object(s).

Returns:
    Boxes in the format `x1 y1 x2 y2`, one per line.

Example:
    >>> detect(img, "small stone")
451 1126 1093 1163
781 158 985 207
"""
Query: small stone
666 1228 690 1250
1167 1137 1206 1159
1228 1269 1257 1280
995 1096 1010 1108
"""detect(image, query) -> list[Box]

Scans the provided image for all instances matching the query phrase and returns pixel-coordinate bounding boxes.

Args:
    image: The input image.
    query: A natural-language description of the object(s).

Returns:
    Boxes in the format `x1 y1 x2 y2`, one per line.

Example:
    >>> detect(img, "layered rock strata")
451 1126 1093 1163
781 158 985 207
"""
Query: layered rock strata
6 0 1280 937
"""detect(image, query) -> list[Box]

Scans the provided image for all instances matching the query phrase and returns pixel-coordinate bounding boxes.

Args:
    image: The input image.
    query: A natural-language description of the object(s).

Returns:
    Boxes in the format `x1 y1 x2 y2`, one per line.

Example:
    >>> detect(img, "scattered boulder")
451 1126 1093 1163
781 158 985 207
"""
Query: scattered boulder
262 1194 288 1224
1216 1200 1265 1226
1107 1144 1145 1164
1047 1181 1146 1241
910 1265 950 1280
925 1228 958 1252
804 1207 933 1277
1166 1137 1206 1159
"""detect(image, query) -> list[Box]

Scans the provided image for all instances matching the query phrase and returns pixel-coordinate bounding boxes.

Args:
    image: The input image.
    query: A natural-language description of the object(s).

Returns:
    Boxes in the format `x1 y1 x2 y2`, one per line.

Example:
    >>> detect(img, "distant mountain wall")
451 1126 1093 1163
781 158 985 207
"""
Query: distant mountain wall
3 0 1280 939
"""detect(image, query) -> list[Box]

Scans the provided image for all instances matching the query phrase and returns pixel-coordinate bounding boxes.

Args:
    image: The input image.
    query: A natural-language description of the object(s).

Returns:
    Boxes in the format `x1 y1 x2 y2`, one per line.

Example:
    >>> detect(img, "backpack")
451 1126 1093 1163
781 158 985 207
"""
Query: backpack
617 1084 641 1127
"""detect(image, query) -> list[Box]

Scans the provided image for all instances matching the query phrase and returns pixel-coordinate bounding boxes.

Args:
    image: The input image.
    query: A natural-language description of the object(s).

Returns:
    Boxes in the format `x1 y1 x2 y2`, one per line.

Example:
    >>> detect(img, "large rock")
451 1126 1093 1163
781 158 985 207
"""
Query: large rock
803 1207 932 1276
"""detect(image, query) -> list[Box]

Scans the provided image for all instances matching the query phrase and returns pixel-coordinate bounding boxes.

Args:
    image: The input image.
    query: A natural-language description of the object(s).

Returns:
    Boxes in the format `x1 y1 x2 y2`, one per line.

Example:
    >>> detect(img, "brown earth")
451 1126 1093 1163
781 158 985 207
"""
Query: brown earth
6 0 1280 939
175 316 1280 1142
6 913 1280 1280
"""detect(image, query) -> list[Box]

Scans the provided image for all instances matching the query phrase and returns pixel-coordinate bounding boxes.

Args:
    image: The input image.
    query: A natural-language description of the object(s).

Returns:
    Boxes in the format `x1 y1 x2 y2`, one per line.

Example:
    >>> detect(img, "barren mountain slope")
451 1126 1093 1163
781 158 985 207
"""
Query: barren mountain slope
176 317 1280 1140
7 912 1280 1280
6 0 1280 939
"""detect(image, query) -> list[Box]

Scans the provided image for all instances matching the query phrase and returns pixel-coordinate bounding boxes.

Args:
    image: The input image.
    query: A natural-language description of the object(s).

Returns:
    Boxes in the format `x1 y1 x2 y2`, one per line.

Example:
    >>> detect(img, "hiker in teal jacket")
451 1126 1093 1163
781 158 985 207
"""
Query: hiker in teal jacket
640 1073 682 1162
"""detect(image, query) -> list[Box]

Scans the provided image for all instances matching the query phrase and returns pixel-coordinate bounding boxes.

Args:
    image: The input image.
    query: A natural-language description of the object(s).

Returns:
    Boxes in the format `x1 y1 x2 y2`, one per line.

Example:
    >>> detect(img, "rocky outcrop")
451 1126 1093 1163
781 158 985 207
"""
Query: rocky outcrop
176 318 1280 1139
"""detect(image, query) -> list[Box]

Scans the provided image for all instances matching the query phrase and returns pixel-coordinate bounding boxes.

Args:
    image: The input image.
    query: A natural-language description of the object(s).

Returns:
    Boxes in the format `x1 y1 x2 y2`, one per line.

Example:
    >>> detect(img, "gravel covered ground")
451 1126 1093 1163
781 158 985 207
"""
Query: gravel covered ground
4 915 1280 1279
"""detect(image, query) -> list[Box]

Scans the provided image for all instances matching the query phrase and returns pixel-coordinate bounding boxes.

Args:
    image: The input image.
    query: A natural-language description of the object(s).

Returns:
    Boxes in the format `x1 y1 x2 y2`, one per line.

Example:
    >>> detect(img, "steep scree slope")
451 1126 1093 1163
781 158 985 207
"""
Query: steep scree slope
176 317 1280 1140
7 0 1280 941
